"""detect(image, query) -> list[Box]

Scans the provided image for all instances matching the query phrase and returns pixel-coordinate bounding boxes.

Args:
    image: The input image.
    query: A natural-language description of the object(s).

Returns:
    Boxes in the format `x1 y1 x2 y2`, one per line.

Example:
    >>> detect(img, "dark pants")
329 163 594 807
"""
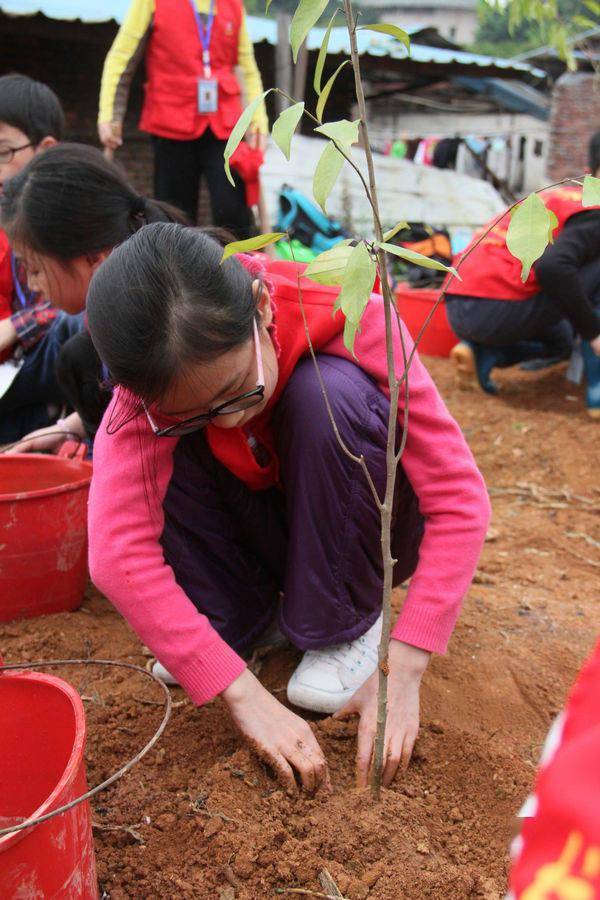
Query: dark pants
446 258 600 353
161 355 425 654
56 331 112 439
0 312 83 444
152 129 253 239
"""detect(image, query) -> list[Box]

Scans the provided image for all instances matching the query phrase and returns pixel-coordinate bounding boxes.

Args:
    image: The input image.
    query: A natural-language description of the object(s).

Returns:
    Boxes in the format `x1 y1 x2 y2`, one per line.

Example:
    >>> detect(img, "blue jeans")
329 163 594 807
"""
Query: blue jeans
0 312 84 444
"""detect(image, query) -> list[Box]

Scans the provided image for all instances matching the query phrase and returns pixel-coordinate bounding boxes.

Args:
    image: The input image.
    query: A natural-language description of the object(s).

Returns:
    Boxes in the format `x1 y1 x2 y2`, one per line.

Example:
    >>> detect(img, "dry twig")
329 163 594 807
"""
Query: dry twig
319 869 344 898
275 889 350 900
92 821 145 843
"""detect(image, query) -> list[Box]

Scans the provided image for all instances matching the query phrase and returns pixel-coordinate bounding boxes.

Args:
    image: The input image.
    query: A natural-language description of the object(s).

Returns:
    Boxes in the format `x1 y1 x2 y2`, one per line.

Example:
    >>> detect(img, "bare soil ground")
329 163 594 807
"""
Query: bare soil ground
2 358 598 899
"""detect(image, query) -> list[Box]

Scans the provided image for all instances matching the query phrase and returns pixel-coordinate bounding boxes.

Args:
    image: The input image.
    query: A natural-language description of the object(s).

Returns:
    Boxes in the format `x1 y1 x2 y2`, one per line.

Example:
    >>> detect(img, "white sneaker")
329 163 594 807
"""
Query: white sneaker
151 661 179 685
150 618 289 687
287 614 382 714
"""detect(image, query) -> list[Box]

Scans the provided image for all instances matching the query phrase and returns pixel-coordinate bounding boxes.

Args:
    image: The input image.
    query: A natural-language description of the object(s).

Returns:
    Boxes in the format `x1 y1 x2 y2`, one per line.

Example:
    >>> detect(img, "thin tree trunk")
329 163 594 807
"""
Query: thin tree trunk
341 0 404 799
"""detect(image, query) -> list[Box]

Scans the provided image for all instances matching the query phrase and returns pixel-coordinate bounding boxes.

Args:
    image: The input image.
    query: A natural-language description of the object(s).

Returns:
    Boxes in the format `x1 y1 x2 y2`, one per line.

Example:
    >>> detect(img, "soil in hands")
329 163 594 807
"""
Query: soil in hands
1 358 598 899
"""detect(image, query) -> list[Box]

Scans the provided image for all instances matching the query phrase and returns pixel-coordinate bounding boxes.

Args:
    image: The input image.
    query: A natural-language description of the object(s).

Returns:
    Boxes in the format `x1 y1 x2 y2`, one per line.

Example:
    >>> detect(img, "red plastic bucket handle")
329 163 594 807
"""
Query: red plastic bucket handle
0 659 172 836
58 440 87 460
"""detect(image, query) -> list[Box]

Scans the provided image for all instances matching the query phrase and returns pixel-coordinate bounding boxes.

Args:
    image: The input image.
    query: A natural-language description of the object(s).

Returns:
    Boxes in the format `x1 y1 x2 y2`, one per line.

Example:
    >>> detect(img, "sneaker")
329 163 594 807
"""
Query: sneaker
151 618 289 687
286 614 382 714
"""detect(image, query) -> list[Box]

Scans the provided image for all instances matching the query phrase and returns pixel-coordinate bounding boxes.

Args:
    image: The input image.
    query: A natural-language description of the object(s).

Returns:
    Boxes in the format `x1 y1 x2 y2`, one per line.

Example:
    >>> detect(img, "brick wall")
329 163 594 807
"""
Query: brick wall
547 72 600 181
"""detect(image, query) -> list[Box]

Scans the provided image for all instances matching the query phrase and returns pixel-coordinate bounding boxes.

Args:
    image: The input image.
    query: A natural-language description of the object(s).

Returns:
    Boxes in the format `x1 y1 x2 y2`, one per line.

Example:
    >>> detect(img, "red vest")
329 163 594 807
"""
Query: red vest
206 259 346 490
510 639 600 897
0 230 14 363
139 0 244 141
446 186 597 302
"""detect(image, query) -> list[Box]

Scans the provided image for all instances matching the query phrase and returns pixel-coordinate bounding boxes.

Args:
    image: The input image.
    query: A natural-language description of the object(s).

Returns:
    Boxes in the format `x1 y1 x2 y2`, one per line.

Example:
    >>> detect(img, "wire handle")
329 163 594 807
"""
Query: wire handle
0 659 172 837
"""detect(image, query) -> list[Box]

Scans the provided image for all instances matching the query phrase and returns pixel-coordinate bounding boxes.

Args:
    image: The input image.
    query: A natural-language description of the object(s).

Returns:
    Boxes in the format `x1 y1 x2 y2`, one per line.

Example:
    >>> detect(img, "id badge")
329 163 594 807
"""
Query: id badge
198 79 218 113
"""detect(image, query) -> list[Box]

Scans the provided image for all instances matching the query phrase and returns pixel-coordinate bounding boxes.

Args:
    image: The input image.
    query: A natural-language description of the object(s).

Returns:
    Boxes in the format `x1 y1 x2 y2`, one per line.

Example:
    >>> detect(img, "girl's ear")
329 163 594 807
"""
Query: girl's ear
86 250 111 272
35 136 58 154
253 280 273 329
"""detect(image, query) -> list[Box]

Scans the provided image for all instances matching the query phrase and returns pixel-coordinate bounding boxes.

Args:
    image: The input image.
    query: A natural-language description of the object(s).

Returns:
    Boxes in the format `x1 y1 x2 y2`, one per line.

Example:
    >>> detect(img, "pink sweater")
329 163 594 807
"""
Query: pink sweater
89 291 490 706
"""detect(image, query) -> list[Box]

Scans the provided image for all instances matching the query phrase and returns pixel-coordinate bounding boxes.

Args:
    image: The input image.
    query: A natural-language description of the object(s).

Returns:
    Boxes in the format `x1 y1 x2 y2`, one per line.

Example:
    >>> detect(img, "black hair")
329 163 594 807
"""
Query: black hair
86 223 257 406
0 142 187 260
0 74 65 143
589 130 600 176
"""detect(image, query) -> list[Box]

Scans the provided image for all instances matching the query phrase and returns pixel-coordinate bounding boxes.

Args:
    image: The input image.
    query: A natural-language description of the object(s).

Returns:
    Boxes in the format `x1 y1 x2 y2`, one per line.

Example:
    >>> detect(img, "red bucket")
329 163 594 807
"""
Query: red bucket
0 670 97 898
0 450 92 622
395 284 458 357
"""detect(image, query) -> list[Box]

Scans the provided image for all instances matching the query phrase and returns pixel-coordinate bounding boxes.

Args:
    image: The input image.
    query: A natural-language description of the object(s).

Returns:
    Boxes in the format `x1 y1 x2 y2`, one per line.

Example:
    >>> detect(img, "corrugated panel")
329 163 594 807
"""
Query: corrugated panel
0 0 131 22
0 2 546 78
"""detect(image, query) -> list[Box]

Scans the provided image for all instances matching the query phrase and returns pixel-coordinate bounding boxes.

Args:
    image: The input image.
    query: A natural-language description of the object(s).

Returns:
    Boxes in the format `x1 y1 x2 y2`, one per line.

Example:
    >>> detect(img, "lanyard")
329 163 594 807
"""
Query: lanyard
10 252 30 309
188 0 215 78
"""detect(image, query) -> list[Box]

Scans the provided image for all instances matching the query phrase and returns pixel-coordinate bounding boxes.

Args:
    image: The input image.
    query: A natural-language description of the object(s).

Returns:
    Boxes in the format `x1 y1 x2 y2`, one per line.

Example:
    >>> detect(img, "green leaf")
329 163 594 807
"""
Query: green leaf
572 14 597 28
313 141 344 215
583 174 600 207
271 102 305 161
314 10 338 96
383 221 409 242
343 318 360 357
315 61 350 123
290 0 330 64
304 242 353 285
224 90 272 186
357 23 411 51
334 241 376 356
377 242 459 277
583 0 600 15
221 232 286 262
505 193 558 282
265 0 273 12
546 209 559 243
315 118 359 150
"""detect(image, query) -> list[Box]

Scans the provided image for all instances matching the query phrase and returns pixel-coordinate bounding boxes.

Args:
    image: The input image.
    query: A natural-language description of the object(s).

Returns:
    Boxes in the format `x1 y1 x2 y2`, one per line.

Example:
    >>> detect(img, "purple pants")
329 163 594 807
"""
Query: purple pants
161 355 425 653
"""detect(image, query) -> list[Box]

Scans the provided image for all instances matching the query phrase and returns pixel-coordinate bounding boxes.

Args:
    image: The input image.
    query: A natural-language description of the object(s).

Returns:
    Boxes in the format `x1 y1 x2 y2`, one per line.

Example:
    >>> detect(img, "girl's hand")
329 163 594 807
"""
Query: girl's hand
6 425 71 455
590 334 600 356
222 668 331 794
247 129 267 154
6 413 85 455
98 121 123 152
334 640 430 789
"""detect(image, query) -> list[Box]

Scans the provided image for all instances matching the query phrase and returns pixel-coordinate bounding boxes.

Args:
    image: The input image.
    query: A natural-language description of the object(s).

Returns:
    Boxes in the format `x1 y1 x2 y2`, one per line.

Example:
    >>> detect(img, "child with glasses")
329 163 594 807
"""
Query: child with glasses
85 224 491 794
0 74 84 444
1 142 187 453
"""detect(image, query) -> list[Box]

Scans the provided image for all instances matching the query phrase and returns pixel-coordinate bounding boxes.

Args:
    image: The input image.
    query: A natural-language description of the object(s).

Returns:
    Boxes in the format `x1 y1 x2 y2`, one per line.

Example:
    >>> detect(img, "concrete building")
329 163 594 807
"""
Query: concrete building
358 0 479 46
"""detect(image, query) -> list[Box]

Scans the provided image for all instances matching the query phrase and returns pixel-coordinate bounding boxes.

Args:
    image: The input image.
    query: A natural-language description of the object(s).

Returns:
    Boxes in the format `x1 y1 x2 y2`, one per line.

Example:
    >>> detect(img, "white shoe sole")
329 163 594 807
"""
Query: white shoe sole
286 680 353 714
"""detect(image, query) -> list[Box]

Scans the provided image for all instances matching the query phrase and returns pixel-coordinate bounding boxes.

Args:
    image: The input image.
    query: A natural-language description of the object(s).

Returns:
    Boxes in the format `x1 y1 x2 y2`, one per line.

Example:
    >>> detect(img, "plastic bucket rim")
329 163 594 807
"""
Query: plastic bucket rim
0 670 87 853
0 453 92 503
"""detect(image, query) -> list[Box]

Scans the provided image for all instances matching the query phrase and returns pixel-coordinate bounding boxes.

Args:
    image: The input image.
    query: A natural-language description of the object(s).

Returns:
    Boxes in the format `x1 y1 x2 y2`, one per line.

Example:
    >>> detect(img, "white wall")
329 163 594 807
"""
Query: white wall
385 7 478 44
365 107 549 194
261 134 506 238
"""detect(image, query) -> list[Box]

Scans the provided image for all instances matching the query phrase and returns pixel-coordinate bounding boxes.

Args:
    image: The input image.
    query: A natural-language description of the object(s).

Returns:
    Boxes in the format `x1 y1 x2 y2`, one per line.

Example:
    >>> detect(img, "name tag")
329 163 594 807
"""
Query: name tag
198 79 218 113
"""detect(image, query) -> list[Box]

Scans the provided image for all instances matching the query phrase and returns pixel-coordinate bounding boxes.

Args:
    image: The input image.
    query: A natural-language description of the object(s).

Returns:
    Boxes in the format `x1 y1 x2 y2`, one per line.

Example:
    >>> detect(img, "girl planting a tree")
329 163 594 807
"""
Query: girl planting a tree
84 223 490 791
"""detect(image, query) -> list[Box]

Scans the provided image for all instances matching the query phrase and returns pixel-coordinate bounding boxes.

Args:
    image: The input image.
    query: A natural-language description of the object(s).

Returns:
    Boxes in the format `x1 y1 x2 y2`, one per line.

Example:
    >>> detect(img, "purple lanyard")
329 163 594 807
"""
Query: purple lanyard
188 0 215 78
10 252 29 309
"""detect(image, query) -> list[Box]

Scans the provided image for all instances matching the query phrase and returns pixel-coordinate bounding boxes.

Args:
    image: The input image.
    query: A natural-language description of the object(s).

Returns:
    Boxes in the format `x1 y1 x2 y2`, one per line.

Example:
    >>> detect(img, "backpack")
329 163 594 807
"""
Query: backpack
276 186 348 255
388 222 453 288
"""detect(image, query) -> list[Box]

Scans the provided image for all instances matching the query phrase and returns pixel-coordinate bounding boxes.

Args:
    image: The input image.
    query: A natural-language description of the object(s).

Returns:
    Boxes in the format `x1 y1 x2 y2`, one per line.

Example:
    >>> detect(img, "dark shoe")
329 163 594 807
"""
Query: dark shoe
582 341 600 419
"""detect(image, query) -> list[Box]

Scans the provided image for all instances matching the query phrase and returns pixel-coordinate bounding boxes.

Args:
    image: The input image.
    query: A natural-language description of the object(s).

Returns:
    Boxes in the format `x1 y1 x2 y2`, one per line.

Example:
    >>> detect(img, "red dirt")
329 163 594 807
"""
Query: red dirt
1 358 598 899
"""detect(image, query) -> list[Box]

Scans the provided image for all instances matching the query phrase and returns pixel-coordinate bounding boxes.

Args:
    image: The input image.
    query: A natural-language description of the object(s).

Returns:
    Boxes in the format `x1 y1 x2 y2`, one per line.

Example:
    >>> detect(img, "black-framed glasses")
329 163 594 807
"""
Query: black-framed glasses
144 319 266 438
0 143 34 165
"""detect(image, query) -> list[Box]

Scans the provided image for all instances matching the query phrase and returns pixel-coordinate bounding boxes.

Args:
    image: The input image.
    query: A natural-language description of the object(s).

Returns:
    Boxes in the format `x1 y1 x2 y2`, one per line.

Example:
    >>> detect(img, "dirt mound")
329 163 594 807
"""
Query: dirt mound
2 356 598 898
